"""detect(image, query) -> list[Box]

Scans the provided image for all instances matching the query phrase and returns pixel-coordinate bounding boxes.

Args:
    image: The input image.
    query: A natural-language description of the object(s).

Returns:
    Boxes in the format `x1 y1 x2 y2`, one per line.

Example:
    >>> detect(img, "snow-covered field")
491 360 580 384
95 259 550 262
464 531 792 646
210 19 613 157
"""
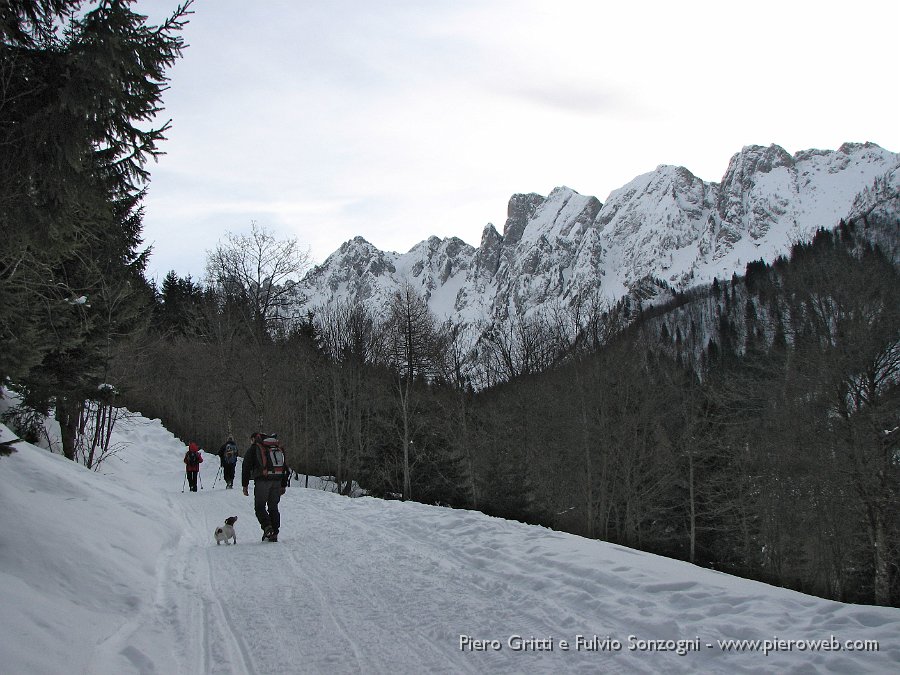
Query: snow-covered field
1 412 898 674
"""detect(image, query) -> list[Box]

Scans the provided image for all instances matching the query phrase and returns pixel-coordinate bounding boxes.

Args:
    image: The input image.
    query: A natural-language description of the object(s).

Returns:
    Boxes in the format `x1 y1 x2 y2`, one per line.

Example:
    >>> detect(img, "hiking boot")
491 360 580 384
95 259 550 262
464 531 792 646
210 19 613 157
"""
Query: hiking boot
262 527 275 542
267 532 278 542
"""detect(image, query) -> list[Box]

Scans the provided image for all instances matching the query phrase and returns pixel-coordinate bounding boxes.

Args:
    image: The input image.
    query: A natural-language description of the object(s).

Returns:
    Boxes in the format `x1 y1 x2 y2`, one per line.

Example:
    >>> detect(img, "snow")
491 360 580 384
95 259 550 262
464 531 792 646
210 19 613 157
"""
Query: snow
519 187 596 245
427 266 467 320
292 142 898 337
1 414 899 674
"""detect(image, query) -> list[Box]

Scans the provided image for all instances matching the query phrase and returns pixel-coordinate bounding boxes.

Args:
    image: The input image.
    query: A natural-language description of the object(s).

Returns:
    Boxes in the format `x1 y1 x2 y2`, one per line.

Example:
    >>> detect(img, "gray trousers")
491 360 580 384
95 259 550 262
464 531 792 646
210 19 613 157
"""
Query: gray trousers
253 479 283 532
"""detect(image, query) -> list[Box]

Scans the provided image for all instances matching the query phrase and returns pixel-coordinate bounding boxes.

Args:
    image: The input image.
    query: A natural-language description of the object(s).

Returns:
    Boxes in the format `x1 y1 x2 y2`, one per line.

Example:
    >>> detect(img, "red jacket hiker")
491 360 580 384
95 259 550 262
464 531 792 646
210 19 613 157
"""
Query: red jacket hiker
184 442 203 492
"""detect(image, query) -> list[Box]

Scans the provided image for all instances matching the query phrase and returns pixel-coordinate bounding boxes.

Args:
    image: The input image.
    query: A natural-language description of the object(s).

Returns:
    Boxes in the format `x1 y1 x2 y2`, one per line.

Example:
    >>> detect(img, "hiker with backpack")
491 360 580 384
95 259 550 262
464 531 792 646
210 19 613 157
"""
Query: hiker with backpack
184 442 203 492
241 432 289 542
218 435 239 489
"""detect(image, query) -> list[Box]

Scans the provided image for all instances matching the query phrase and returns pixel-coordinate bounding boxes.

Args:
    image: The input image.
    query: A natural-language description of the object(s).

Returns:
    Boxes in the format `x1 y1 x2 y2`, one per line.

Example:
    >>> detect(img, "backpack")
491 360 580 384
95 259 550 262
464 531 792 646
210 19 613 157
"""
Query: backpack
186 449 199 465
258 435 287 477
223 442 238 465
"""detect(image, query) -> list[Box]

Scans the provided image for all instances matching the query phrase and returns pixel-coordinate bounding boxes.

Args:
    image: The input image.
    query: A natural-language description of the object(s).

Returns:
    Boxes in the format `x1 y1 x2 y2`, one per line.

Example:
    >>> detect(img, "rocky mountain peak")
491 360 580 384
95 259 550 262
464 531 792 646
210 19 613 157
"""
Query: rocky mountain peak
292 142 899 337
731 144 795 175
503 193 545 245
480 223 501 247
474 223 504 276
838 141 882 155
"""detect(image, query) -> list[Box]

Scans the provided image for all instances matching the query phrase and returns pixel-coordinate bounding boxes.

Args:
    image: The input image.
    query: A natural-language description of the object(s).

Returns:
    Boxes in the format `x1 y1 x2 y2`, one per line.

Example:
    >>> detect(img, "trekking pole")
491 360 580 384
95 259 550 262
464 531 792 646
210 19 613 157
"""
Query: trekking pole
199 471 204 490
213 466 222 488
181 473 186 493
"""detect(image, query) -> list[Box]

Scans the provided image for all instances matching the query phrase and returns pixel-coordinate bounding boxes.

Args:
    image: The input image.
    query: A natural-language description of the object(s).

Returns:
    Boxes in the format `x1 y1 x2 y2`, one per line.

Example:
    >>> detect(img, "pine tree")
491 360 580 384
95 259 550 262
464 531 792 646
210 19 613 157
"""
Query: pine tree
157 271 205 337
1 0 193 458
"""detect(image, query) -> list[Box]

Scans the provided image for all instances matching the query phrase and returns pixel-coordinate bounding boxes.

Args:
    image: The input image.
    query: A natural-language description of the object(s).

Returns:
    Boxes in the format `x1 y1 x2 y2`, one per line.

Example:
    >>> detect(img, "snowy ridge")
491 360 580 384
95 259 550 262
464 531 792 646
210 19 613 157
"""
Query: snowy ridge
2 415 900 674
290 142 899 329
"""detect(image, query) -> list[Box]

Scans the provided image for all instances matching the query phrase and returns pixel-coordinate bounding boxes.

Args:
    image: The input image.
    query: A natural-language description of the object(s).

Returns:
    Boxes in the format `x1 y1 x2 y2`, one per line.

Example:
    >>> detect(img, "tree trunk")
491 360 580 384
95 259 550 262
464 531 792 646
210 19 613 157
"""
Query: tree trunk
580 401 594 538
86 402 105 469
689 451 696 564
461 393 477 509
55 396 82 461
398 375 412 501
331 375 345 493
871 508 890 606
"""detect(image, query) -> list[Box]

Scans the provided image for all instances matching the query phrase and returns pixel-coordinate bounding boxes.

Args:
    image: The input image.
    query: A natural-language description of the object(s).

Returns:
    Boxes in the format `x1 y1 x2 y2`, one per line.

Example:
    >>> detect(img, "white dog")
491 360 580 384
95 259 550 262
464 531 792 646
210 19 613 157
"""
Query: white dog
214 516 238 545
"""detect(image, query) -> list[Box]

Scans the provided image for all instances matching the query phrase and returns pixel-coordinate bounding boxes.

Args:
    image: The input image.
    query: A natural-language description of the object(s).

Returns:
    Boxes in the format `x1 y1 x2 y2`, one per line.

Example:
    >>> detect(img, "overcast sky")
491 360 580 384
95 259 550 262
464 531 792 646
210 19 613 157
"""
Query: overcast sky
135 0 900 283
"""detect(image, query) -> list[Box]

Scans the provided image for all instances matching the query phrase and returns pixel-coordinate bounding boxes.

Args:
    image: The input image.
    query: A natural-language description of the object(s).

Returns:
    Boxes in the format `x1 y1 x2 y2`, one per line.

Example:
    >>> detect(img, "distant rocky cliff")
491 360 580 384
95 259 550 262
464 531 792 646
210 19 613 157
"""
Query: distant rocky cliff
291 142 899 330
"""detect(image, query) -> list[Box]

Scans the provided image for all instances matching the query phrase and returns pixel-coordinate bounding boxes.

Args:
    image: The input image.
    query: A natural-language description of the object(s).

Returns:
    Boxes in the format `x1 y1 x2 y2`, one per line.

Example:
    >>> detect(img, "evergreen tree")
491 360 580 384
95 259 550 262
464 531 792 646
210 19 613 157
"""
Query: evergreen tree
157 271 204 337
1 0 193 458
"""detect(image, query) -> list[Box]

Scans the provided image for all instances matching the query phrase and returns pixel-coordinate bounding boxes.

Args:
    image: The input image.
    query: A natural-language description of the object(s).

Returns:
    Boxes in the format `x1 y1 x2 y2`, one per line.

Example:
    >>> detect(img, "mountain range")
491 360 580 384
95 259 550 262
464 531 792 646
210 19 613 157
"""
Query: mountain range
291 142 899 328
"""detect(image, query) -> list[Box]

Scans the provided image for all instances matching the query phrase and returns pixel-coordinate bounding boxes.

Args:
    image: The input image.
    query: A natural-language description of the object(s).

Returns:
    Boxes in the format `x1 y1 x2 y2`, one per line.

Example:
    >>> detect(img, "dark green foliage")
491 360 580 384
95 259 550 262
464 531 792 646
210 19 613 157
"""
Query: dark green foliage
0 1 80 45
156 271 206 338
1 0 192 457
743 258 768 292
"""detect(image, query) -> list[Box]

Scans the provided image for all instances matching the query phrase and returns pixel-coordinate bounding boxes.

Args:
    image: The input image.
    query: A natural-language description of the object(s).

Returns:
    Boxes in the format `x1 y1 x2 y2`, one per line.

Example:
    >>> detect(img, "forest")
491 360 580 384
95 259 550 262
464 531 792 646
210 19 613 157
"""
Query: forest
112 217 899 608
1 0 897 609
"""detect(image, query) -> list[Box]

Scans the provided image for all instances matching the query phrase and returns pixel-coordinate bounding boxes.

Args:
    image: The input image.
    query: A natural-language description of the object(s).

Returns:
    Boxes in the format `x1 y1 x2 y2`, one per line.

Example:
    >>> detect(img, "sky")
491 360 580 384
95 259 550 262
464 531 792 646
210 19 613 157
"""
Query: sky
134 0 900 283
2 407 899 673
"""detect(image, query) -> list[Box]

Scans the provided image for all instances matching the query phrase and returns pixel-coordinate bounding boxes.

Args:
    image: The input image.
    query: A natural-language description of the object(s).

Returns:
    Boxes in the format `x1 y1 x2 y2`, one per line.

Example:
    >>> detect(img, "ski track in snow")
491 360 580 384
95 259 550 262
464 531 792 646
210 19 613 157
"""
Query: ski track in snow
2 413 900 674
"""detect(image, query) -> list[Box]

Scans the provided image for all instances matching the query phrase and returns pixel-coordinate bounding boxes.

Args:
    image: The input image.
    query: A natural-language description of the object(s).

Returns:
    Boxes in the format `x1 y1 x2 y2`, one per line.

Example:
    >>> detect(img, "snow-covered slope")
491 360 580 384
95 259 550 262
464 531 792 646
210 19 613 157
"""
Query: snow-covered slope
291 142 899 328
2 414 900 674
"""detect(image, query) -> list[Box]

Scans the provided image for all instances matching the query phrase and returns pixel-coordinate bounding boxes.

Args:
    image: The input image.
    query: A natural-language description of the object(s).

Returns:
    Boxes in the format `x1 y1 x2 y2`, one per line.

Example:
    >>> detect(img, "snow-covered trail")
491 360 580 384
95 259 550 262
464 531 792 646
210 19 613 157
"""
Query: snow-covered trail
2 413 900 674
85 465 606 675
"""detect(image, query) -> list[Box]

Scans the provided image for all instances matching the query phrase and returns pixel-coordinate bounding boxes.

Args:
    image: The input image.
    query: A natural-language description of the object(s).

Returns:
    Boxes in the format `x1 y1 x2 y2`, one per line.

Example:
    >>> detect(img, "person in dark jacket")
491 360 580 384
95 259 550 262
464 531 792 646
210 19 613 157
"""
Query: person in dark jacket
184 442 203 492
218 435 238 489
242 433 289 541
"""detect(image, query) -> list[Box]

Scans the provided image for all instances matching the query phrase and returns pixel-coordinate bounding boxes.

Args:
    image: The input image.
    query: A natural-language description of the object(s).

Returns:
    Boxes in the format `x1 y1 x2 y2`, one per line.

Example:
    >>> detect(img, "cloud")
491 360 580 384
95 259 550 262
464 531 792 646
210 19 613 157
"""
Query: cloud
495 78 646 118
134 0 900 282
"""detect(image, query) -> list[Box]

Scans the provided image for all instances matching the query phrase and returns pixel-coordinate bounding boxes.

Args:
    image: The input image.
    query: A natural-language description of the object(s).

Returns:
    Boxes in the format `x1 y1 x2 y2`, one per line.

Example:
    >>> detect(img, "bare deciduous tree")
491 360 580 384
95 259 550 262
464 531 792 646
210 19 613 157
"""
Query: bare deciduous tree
315 300 386 495
384 283 444 500
205 222 310 427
